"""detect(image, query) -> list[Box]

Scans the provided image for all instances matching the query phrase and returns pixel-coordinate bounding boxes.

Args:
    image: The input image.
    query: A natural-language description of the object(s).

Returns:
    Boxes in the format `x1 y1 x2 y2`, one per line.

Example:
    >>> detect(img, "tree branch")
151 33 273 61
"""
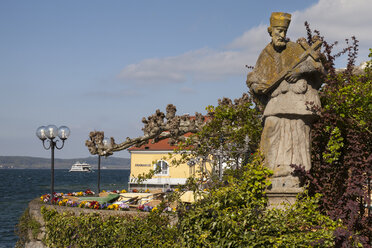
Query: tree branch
85 104 206 156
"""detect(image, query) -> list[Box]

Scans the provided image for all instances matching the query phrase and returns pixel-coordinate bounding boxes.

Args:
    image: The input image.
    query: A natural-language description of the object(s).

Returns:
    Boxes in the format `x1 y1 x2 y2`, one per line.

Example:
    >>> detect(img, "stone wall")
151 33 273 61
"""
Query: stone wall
23 198 149 248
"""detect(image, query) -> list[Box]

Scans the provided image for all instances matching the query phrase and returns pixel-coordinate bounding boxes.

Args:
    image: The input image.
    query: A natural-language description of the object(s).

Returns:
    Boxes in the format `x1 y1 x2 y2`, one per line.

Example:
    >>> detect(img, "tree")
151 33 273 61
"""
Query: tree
171 93 262 182
85 93 262 182
85 104 206 156
293 24 372 247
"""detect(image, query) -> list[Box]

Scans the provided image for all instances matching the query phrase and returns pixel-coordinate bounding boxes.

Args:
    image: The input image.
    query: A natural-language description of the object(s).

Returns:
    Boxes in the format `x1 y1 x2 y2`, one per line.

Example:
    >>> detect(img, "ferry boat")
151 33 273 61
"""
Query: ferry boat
69 162 93 172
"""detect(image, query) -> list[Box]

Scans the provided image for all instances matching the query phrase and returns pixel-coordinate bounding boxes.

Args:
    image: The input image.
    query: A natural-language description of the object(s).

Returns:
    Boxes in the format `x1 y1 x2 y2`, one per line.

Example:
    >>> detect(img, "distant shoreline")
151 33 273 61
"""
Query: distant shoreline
0 155 130 170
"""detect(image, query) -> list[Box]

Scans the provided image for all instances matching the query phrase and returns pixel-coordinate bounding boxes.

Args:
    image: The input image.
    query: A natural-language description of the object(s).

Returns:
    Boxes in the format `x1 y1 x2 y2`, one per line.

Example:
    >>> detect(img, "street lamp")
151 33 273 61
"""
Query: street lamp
36 125 70 202
97 137 111 194
217 136 225 181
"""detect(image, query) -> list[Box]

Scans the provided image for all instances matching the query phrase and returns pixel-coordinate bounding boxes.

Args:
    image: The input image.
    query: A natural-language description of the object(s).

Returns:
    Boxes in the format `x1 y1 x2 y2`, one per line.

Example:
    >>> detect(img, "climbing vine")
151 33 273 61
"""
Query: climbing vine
297 23 372 247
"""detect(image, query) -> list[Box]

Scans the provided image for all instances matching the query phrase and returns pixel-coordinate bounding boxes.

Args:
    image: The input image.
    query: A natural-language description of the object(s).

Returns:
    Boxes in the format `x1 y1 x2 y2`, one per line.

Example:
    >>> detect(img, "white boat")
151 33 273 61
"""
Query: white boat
69 162 93 172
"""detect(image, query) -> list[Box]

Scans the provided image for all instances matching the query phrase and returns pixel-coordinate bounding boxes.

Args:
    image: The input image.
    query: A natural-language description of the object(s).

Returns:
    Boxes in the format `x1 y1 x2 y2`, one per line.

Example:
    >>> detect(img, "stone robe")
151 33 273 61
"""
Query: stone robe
247 41 324 189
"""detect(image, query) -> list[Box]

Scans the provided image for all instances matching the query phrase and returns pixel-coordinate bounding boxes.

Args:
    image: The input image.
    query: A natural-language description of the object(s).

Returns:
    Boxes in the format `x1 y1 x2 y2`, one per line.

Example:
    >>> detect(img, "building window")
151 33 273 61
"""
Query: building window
154 160 169 176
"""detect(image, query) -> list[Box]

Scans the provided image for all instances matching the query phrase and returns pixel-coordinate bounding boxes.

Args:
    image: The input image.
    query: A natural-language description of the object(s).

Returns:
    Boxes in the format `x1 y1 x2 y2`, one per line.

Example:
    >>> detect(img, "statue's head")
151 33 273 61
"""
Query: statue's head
267 12 291 50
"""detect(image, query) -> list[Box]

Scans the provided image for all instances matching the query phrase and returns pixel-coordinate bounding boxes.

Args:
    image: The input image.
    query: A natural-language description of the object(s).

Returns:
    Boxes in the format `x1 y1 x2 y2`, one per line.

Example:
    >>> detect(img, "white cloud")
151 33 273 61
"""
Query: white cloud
290 0 372 45
118 0 372 84
227 24 269 51
118 48 249 84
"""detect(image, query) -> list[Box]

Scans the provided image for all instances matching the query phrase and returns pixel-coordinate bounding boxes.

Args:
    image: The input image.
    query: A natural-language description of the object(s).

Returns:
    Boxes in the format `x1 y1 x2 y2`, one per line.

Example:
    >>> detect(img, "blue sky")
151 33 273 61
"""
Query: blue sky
0 0 371 159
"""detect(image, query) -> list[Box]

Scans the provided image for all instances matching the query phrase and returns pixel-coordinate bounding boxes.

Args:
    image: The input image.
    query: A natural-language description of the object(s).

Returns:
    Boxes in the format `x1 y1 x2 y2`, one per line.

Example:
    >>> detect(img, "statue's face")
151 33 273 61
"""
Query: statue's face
271 26 287 49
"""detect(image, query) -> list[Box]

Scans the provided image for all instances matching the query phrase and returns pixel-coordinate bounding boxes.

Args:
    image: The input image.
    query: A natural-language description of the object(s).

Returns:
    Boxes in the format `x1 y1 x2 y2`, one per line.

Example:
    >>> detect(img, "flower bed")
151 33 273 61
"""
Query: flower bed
39 189 176 213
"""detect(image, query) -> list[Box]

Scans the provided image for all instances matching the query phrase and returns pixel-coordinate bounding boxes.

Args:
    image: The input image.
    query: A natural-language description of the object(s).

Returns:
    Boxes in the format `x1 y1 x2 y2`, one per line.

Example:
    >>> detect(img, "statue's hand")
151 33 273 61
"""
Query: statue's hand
286 69 301 83
251 83 267 94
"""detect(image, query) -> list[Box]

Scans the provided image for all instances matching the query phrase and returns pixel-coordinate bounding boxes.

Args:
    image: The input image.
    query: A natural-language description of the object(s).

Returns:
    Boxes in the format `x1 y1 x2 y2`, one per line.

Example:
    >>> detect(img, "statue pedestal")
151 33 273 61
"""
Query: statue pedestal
266 188 303 209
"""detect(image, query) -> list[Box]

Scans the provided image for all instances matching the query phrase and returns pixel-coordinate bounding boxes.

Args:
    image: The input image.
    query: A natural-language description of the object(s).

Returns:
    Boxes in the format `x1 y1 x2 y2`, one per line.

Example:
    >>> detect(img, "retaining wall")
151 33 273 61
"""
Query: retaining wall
23 198 149 248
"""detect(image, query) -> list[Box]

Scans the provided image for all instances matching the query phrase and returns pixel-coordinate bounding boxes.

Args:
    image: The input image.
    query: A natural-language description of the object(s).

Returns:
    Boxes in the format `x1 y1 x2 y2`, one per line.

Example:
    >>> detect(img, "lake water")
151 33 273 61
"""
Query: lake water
0 169 130 248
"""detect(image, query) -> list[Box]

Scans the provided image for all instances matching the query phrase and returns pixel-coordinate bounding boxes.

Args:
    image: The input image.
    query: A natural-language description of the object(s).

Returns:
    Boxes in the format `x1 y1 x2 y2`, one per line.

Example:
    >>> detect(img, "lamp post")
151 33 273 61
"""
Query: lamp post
97 137 111 194
217 136 225 181
36 125 70 202
187 159 196 176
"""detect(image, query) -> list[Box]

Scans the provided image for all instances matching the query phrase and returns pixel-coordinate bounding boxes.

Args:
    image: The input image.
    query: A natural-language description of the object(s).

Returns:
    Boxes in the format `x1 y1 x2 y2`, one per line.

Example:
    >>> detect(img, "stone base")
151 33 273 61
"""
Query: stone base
25 241 46 248
267 188 303 209
270 176 301 189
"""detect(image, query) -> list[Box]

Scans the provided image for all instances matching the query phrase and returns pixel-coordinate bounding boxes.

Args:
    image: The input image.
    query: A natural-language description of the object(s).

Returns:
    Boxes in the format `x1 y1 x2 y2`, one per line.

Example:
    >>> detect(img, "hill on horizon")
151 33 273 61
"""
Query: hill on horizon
0 156 130 169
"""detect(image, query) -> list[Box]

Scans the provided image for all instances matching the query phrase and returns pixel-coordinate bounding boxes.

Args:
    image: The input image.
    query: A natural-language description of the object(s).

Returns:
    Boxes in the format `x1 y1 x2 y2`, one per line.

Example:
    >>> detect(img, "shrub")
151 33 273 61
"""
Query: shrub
178 153 340 247
41 207 178 248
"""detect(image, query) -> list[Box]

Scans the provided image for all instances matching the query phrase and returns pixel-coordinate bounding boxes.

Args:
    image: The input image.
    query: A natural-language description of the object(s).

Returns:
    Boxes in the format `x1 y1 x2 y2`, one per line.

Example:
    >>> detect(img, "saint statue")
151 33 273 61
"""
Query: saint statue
246 12 324 189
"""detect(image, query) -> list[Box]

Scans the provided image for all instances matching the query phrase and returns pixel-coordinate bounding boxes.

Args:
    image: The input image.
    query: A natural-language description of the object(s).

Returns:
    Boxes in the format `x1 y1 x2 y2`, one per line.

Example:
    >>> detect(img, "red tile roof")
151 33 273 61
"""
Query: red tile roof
128 132 194 151
128 137 178 151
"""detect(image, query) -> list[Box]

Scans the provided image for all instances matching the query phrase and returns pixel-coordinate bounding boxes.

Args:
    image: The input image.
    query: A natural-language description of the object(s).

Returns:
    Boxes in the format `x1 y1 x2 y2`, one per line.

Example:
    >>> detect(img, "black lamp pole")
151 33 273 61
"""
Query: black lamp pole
42 138 66 201
50 140 55 199
97 155 101 194
96 137 111 195
36 125 70 203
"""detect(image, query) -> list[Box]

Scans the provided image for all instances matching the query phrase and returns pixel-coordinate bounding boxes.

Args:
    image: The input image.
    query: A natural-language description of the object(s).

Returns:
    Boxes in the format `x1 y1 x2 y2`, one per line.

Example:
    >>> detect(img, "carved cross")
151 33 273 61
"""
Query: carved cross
262 39 322 94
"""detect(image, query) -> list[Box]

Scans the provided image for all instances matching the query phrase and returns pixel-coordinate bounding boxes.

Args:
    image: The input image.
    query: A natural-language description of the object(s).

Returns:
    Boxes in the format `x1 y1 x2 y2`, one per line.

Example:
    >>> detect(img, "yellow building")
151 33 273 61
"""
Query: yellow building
128 137 204 191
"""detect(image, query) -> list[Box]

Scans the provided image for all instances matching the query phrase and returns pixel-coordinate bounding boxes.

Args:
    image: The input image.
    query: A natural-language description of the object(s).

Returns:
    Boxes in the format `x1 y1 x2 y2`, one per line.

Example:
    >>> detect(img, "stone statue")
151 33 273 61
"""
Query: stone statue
246 12 325 190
